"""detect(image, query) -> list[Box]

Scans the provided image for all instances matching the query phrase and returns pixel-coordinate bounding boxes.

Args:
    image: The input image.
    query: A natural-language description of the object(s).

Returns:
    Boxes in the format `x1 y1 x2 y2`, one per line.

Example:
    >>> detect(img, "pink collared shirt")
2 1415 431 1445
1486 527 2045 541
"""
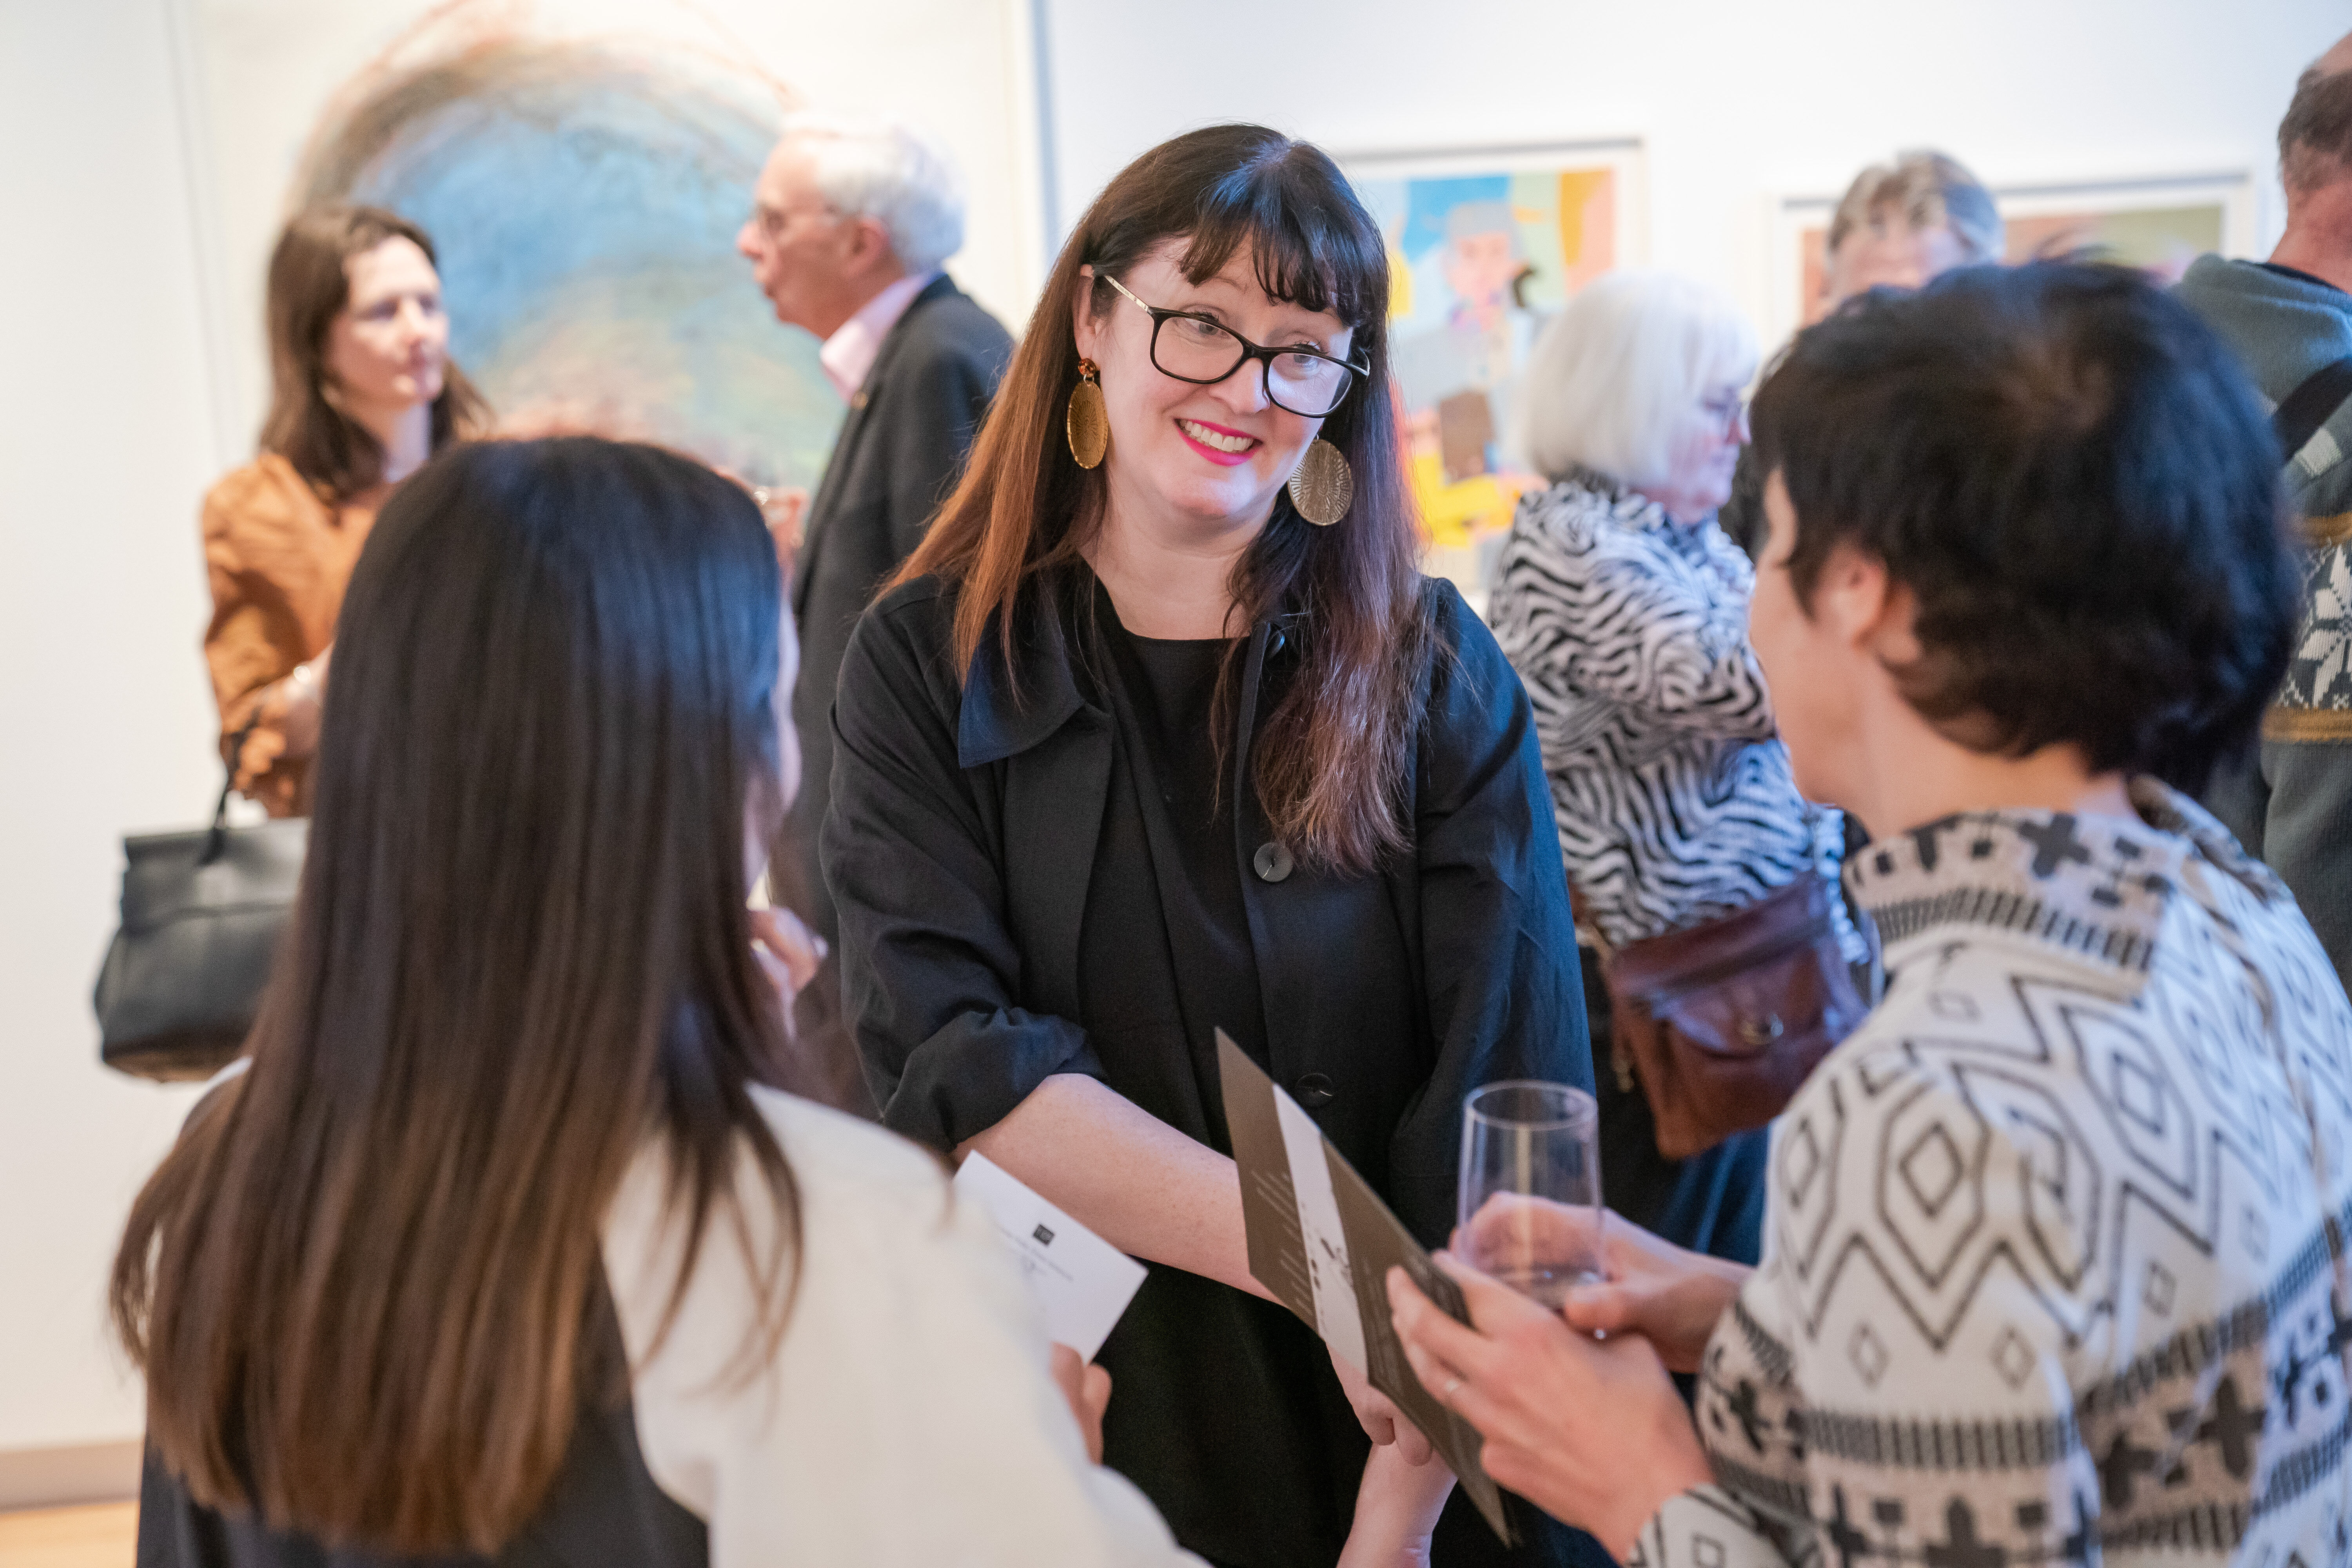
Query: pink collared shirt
817 269 942 404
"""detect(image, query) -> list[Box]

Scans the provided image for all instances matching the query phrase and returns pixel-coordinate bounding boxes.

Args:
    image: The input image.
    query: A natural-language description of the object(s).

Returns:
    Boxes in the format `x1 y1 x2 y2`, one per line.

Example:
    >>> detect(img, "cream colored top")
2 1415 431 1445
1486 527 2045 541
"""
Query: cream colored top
600 1086 1200 1567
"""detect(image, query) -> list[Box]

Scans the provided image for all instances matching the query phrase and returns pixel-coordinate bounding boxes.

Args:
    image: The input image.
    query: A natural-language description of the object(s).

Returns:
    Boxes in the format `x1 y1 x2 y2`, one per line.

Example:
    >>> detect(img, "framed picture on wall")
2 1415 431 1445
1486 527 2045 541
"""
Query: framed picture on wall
1339 140 1648 607
1764 170 2259 349
167 0 1043 494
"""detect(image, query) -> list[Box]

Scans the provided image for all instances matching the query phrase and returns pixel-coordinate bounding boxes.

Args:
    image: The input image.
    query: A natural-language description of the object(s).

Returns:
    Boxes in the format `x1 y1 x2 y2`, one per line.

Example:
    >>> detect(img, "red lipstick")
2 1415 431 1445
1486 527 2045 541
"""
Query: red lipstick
1175 417 1259 468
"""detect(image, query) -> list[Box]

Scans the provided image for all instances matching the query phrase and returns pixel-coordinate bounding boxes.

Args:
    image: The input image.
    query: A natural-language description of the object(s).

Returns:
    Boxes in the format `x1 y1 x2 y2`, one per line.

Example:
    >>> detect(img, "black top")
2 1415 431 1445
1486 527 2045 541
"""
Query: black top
1092 586 1267 1080
1080 586 1365 1562
134 1291 704 1568
824 566 1604 1568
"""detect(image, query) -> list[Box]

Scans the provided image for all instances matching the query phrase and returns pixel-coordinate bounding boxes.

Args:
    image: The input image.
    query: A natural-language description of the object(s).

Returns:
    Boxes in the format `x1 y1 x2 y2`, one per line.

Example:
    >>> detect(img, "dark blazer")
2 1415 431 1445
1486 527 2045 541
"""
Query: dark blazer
821 570 1593 1247
788 274 1012 939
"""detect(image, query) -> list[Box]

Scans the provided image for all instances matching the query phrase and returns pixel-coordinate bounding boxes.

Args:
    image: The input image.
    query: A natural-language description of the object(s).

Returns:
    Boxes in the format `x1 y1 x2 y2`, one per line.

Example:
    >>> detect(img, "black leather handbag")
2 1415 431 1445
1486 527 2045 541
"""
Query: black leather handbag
94 726 305 1080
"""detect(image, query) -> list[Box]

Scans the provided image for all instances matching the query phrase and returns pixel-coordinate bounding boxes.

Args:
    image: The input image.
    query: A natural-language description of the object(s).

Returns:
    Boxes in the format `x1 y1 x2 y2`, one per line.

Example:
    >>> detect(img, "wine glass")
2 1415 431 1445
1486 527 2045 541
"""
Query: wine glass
1455 1080 1604 1305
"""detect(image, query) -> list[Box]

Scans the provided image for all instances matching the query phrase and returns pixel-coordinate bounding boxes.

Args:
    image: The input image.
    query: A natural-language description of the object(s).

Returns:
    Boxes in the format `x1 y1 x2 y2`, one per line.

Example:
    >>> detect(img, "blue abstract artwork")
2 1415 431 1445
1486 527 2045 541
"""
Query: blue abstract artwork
294 21 840 490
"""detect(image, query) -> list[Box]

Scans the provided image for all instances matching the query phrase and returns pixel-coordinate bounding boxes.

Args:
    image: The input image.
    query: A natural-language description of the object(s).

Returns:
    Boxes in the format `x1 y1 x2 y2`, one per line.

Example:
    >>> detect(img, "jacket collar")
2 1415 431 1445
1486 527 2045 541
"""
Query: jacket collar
853 272 960 407
957 583 1094 768
954 570 1306 769
1845 777 2280 975
818 269 944 402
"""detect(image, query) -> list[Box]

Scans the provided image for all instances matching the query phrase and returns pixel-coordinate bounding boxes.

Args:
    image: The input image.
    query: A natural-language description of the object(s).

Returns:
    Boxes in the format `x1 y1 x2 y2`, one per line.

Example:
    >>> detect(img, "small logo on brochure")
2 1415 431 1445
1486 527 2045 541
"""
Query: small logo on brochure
1033 1223 1056 1246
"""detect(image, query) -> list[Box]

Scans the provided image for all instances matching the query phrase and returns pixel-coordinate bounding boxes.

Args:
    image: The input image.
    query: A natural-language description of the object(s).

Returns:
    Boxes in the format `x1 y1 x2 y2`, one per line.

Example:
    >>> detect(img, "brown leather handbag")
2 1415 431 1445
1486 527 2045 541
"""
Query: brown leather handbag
1598 873 1870 1160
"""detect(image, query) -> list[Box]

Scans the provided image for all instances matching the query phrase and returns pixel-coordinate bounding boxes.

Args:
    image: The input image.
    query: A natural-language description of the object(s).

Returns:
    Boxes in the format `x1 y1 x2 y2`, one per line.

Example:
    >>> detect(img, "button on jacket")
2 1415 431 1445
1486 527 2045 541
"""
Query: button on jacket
824 567 1600 1568
824 569 1593 1243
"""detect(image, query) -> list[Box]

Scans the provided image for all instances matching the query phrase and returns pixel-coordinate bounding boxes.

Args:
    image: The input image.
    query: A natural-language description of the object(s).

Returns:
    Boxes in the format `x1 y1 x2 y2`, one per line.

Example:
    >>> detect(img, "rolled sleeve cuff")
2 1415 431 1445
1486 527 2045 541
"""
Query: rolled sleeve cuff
1627 1485 1782 1568
877 1008 1109 1152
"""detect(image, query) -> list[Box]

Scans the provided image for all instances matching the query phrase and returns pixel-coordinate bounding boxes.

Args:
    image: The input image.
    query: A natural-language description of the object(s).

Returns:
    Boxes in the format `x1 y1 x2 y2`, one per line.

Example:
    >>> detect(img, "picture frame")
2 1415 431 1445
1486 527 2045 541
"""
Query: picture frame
1764 169 2259 349
1338 138 1648 607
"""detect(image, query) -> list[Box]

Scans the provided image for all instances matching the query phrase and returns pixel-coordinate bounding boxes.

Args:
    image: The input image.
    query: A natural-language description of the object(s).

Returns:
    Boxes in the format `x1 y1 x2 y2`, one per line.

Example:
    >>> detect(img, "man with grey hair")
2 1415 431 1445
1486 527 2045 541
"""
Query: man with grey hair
737 109 1012 964
2177 29 2352 992
1719 149 2002 558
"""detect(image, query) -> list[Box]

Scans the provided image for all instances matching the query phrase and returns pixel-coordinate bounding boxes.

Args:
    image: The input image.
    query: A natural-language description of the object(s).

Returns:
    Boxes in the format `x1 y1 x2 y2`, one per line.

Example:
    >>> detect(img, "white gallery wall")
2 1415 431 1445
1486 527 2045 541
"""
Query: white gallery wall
2 0 2347 1506
0 0 1047 1503
0 0 226 1500
1040 0 2350 324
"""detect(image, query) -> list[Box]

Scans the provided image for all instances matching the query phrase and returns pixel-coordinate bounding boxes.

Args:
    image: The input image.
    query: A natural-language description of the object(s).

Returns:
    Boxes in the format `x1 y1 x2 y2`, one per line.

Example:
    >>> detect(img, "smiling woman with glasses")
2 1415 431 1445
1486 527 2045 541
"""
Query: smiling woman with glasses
820 124 1601 1568
1098 270 1371 417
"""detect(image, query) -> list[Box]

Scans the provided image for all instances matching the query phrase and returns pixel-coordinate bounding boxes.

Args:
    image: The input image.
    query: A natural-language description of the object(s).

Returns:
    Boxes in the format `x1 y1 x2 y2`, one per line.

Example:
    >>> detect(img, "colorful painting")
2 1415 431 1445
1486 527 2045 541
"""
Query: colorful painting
1771 173 2256 346
1996 202 2228 278
1347 143 1644 600
178 0 1043 496
255 5 836 491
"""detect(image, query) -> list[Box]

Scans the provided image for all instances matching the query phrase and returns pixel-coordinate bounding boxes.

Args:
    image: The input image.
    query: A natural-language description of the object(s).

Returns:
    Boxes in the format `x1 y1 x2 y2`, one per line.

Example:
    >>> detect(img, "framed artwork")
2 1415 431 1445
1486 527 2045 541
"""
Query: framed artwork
1344 140 1647 605
169 0 1041 494
1765 171 2258 348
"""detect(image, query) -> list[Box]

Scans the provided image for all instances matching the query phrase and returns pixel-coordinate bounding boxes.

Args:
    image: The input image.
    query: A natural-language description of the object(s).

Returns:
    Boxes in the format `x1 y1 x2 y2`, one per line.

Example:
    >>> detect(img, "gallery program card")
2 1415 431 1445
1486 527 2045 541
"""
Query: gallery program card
1217 1029 1515 1545
953 1152 1148 1362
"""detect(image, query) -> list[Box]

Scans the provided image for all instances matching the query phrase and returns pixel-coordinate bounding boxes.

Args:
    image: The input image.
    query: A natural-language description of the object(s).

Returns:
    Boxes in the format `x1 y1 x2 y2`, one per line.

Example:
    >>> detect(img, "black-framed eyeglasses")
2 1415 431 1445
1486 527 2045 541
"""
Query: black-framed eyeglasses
1101 272 1368 419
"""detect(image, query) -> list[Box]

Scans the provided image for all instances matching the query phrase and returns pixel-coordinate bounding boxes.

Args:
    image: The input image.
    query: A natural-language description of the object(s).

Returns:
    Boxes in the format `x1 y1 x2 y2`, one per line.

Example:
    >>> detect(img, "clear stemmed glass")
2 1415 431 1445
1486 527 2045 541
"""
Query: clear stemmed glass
1455 1080 1605 1306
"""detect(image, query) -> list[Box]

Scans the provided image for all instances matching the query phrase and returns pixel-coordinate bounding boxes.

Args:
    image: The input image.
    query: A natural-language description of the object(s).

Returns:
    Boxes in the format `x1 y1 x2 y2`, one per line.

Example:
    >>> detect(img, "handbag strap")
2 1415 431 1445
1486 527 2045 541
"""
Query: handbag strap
204 720 262 864
2274 353 2352 465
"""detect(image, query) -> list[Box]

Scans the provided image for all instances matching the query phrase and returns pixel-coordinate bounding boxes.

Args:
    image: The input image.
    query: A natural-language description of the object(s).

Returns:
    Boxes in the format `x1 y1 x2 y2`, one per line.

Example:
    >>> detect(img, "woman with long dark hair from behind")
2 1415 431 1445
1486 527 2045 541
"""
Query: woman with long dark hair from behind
200 205 490 816
116 438 1194 1565
826 125 1597 1567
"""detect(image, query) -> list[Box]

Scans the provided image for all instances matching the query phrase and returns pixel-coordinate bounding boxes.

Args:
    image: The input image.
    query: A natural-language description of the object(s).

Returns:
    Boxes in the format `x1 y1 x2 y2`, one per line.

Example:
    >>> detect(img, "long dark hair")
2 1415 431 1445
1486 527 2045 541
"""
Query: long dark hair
894 123 1431 874
258 205 491 500
113 438 803 1554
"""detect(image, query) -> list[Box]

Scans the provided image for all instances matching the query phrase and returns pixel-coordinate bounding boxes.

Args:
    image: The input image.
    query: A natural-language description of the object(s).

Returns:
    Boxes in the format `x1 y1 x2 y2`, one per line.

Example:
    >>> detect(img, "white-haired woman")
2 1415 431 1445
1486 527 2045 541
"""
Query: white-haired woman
1488 270 1868 1271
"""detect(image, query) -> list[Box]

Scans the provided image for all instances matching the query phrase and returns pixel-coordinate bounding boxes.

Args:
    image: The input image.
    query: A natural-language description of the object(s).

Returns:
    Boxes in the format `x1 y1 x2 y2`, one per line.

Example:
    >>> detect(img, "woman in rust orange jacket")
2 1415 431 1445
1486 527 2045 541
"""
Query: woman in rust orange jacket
201 204 488 814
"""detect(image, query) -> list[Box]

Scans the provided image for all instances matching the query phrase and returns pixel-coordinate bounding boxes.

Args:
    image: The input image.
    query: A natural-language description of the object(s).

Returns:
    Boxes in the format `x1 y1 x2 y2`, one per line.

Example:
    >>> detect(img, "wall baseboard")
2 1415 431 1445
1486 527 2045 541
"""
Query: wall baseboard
0 1440 142 1511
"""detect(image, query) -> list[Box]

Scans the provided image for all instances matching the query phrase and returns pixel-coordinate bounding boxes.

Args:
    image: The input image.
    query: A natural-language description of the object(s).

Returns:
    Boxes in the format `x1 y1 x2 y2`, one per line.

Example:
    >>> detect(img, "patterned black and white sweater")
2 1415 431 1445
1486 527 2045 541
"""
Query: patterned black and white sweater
1486 471 1853 955
1632 780 2352 1568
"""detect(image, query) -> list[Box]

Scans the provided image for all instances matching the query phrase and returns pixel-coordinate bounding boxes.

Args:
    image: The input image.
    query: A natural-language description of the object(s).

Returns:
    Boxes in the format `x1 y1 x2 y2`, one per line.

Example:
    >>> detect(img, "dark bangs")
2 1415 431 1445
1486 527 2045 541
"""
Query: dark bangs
1085 126 1388 349
904 123 1430 876
1176 140 1388 337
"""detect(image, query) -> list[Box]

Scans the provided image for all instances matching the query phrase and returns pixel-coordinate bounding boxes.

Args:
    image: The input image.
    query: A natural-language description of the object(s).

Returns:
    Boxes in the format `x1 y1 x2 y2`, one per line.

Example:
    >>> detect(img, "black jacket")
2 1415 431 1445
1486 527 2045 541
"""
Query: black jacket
824 569 1599 1564
788 274 1012 939
822 569 1593 1254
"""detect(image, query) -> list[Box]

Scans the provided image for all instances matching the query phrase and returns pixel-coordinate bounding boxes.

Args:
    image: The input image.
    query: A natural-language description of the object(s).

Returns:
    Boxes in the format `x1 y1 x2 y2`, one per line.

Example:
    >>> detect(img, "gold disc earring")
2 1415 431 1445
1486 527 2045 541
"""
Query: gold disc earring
1287 438 1353 526
1066 358 1109 469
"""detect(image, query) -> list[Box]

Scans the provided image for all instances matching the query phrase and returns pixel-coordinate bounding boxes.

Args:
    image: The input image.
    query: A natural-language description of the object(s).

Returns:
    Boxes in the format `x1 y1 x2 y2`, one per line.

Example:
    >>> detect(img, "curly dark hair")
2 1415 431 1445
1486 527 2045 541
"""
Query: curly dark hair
1749 261 2298 793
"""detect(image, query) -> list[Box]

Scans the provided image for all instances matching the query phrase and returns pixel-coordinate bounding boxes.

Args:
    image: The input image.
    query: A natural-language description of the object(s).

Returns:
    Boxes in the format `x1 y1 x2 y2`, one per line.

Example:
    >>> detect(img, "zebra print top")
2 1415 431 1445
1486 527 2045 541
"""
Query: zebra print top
1487 469 1856 955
